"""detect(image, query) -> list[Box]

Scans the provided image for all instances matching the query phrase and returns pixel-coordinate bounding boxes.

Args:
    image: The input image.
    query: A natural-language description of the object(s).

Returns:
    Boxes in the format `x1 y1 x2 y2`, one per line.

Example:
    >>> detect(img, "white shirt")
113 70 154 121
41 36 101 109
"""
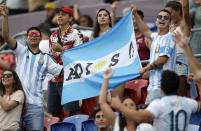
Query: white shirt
148 33 176 90
14 42 63 106
146 95 200 131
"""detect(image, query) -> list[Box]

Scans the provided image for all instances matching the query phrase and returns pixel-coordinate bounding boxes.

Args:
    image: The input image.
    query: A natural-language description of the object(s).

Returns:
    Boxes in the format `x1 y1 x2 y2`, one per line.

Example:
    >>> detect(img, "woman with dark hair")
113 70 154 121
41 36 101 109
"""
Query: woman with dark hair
99 67 137 131
0 69 26 131
90 8 112 39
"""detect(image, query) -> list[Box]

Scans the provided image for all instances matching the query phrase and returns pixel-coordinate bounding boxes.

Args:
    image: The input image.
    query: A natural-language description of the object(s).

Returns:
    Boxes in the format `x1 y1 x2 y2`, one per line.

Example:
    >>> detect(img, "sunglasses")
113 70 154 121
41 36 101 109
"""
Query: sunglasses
1 73 13 78
157 15 170 20
28 32 40 37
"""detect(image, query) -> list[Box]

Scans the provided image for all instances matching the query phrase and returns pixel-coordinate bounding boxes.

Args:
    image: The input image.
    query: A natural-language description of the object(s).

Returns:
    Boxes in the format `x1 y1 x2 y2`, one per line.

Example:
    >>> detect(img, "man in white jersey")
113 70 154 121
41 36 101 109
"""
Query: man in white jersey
0 5 63 130
111 70 201 131
131 5 176 103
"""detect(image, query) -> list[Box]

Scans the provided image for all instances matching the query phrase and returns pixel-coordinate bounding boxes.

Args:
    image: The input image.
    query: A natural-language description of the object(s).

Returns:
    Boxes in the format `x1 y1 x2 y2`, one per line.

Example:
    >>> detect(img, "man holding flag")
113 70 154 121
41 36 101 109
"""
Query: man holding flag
61 10 142 105
131 5 176 104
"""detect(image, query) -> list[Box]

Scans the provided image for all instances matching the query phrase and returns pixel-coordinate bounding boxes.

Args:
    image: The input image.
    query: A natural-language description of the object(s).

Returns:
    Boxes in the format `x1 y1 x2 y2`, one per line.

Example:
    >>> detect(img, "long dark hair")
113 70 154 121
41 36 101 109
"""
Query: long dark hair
0 69 27 116
93 8 112 38
119 96 136 131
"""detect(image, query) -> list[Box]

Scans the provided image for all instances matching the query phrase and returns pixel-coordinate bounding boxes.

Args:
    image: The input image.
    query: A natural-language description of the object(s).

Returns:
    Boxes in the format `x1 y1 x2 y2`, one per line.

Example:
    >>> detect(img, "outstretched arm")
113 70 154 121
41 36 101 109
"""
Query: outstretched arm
131 4 152 39
0 5 16 50
180 0 191 37
173 31 201 82
110 1 118 26
111 96 154 123
99 67 116 127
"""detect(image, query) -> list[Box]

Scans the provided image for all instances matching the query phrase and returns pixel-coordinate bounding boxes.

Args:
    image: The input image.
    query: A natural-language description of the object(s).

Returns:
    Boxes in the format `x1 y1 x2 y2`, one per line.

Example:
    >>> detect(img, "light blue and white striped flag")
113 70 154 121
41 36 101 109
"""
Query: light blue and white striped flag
61 12 141 104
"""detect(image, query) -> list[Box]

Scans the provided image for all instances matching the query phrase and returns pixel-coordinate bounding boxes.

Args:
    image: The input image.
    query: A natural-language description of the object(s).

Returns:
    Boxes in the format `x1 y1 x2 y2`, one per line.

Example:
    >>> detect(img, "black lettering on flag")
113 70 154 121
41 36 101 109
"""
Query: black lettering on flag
129 41 134 59
111 53 120 66
86 63 93 75
66 63 83 81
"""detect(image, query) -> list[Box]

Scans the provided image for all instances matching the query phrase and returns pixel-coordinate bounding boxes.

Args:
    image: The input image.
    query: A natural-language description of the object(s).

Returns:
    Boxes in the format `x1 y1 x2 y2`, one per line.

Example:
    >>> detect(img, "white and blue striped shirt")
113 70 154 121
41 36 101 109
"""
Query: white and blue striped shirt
148 32 176 91
146 95 200 131
14 42 63 107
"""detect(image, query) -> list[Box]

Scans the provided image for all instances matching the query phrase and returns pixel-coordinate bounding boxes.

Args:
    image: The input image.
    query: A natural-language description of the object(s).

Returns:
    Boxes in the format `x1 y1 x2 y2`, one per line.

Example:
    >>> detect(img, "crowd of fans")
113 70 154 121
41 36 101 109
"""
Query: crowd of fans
0 0 201 131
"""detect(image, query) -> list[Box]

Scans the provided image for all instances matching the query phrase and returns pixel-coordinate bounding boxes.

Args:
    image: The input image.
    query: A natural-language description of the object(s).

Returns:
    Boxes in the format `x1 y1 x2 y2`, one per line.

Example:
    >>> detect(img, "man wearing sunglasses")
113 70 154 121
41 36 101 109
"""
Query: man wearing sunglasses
48 6 84 118
131 5 176 104
0 5 64 131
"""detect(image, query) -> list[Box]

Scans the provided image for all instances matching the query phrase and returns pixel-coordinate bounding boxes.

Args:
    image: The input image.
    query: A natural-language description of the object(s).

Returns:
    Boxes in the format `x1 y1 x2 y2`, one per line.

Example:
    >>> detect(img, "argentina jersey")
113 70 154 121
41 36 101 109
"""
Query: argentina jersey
14 42 63 107
146 95 200 131
148 33 176 90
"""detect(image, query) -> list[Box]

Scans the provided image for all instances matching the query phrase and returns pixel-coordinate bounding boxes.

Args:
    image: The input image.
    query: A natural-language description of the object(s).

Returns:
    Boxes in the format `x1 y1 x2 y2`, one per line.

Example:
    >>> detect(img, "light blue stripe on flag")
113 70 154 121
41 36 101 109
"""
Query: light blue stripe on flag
61 12 141 104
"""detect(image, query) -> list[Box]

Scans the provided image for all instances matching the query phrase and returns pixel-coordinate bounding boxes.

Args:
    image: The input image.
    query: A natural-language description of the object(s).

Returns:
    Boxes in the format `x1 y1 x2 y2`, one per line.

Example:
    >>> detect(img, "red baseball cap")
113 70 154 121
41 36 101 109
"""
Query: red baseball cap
56 6 73 17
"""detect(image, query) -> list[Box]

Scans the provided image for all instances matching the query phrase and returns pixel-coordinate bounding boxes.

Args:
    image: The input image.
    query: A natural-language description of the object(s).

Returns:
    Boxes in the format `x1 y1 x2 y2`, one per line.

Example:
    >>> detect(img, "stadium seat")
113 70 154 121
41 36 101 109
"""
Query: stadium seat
81 119 98 131
63 114 89 131
51 122 76 131
61 107 70 120
44 117 60 131
80 97 97 118
124 79 149 105
189 113 201 131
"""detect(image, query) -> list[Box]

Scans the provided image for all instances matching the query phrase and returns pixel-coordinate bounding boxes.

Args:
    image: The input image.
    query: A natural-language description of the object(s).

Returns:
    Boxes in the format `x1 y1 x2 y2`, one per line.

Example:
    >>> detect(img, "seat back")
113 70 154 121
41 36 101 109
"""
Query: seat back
189 113 201 131
63 114 89 131
125 79 148 105
80 97 97 118
44 117 60 131
51 122 76 131
81 119 98 131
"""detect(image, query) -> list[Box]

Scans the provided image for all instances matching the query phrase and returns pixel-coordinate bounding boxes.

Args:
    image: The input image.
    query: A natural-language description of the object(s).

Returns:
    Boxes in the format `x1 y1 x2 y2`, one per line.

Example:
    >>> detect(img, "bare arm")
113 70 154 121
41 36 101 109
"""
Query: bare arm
180 0 191 37
145 37 152 49
131 5 152 39
173 31 201 82
99 68 116 127
0 5 16 50
110 1 118 26
140 56 169 74
0 95 19 112
73 4 80 23
111 96 154 123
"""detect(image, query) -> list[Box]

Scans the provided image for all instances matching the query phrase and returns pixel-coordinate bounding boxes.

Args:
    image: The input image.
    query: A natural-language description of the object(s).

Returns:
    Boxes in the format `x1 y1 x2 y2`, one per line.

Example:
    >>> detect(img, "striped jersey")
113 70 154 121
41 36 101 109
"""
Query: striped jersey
146 95 200 131
148 32 176 90
14 42 63 107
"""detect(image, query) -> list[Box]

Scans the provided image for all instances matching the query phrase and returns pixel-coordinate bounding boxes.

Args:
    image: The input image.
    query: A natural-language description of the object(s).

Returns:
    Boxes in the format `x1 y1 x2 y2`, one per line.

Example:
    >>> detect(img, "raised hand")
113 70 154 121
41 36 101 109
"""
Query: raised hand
111 1 118 11
173 31 188 49
103 66 114 80
130 4 137 14
0 4 8 17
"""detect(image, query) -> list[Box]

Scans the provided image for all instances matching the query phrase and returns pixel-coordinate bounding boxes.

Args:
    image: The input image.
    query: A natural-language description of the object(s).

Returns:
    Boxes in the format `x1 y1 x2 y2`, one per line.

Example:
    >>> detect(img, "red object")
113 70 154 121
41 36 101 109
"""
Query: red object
44 117 60 131
0 53 15 79
80 97 97 118
124 79 149 105
196 83 200 101
61 108 70 120
56 6 73 17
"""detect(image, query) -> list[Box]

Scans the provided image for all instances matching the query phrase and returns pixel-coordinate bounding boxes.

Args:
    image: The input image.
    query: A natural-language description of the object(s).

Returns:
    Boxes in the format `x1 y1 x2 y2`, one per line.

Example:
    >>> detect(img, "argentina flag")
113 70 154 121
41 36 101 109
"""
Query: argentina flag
61 12 141 104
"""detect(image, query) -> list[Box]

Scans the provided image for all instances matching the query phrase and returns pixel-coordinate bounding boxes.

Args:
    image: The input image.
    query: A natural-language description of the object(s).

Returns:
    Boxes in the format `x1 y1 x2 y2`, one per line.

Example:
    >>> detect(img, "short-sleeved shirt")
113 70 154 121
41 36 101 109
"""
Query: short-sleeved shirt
0 90 24 130
49 26 83 82
148 32 176 90
14 42 63 107
0 52 15 79
146 95 200 131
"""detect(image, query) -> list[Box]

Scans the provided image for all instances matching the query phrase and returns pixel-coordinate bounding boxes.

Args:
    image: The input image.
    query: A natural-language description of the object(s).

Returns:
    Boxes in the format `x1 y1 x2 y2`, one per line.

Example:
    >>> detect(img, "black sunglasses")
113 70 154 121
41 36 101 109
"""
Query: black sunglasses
1 73 13 78
157 15 170 20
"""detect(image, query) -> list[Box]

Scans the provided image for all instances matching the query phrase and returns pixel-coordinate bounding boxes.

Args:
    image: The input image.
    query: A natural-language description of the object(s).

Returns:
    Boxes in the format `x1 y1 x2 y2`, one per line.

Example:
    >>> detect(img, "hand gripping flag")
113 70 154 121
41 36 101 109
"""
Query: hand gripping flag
62 12 141 104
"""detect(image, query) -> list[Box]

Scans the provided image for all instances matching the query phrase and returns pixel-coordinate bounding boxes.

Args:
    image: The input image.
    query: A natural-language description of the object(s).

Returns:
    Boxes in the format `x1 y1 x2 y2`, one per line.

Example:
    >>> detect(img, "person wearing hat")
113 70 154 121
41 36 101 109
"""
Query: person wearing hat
48 6 84 118
43 2 58 28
